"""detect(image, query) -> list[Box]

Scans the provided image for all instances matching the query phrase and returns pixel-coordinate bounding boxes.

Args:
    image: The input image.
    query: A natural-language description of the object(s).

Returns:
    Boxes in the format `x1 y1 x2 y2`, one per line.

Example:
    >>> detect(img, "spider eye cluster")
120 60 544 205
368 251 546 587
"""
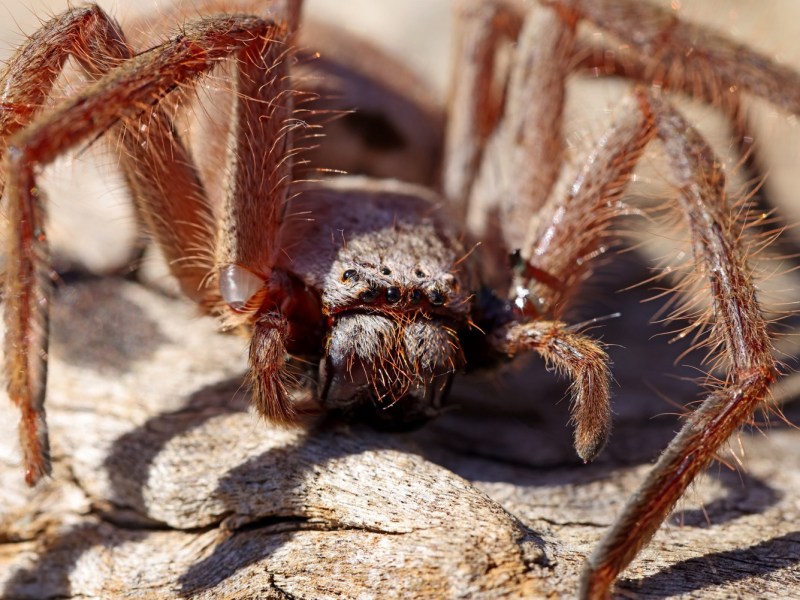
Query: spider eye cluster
339 266 452 309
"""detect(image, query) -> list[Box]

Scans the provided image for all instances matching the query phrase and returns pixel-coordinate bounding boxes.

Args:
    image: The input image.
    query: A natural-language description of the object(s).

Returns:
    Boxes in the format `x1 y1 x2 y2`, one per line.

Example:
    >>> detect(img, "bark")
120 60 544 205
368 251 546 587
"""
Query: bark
1 276 799 599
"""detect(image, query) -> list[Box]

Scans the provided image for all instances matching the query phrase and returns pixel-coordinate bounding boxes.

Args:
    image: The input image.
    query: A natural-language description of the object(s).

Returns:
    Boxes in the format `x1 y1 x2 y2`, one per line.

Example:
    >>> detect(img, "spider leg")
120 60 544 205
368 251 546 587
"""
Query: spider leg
515 94 656 317
566 0 800 260
214 21 295 276
0 6 131 197
579 94 777 598
502 0 800 308
556 0 800 116
454 1 575 286
444 0 523 219
499 66 777 590
0 6 133 486
489 320 612 462
212 13 308 423
483 94 653 460
2 12 292 485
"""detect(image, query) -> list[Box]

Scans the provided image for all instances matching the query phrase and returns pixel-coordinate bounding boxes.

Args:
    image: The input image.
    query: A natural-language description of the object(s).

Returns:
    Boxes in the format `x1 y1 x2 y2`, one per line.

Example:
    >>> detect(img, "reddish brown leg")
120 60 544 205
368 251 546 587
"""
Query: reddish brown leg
0 6 132 486
515 93 656 317
215 26 294 275
557 0 800 116
459 1 576 285
212 14 307 424
493 2 575 245
3 13 291 484
568 0 800 262
579 95 776 598
0 7 130 198
490 320 612 461
483 91 653 460
444 0 523 217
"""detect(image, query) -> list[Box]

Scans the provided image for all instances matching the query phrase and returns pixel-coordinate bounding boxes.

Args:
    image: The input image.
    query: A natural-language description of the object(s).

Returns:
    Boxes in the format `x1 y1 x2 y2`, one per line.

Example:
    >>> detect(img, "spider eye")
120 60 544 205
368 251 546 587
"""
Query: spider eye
359 288 380 303
380 267 392 276
414 269 426 278
429 290 445 306
386 287 401 304
342 269 358 282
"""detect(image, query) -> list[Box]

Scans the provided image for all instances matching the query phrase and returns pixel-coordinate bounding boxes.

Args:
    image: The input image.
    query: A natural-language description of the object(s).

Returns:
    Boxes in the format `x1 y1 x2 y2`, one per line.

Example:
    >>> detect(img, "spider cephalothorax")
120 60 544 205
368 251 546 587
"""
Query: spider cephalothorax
261 180 474 428
1 0 795 598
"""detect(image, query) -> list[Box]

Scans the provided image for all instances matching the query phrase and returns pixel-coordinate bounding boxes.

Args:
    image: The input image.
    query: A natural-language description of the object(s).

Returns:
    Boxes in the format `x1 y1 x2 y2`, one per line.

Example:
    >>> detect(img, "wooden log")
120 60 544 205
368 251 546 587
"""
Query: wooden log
1 277 799 598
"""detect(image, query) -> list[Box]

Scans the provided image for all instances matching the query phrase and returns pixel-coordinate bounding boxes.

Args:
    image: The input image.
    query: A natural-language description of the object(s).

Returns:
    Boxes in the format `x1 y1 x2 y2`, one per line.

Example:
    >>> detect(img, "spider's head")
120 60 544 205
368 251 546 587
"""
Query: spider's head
318 256 470 429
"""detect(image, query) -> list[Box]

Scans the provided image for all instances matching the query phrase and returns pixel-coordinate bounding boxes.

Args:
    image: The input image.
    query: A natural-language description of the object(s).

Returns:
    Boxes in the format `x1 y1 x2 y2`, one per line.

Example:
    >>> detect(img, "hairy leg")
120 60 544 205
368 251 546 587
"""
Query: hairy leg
2 10 292 484
490 319 612 462
444 0 523 219
0 6 130 196
511 93 655 318
502 83 776 596
458 1 790 596
213 14 305 423
457 1 575 287
567 0 800 261
579 95 777 598
558 0 800 116
0 5 133 486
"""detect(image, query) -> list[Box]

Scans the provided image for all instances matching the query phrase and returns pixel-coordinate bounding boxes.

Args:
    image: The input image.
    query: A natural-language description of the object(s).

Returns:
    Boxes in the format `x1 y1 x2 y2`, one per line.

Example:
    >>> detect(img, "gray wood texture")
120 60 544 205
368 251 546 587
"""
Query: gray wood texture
1 276 798 598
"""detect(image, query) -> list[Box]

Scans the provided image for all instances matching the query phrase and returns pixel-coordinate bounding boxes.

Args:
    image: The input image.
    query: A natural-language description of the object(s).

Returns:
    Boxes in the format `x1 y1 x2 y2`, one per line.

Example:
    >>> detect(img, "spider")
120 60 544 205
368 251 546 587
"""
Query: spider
0 0 795 598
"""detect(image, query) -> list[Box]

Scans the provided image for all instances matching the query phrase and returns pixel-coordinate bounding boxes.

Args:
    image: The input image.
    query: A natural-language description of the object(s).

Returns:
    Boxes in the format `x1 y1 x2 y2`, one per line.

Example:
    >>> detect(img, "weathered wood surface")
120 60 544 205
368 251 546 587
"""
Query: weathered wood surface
1 276 799 599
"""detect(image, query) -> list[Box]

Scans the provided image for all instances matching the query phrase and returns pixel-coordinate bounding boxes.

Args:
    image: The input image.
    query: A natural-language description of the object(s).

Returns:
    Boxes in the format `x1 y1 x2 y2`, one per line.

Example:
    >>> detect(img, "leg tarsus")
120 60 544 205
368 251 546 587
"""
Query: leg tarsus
490 320 612 461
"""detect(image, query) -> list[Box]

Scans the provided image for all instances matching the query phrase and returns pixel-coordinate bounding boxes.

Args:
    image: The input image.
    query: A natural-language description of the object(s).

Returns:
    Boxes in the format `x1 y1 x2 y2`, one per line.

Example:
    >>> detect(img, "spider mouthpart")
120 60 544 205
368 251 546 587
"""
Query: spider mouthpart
359 288 380 303
410 289 423 304
429 290 445 306
342 269 358 282
386 287 402 303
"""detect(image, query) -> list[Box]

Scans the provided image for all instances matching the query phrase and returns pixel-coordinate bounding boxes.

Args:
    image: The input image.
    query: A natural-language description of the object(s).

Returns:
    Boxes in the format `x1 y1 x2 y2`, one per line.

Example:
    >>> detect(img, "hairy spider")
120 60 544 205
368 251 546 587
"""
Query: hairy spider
0 0 795 598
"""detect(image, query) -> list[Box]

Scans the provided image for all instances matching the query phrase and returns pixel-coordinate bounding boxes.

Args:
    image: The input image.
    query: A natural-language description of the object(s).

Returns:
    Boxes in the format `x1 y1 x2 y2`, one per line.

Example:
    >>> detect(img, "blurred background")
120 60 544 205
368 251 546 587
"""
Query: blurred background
1 0 799 267
2 0 800 267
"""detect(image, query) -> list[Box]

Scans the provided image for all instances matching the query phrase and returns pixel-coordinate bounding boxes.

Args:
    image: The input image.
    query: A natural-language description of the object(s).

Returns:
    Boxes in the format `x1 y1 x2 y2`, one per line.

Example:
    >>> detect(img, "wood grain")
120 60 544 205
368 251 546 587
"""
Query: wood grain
1 276 799 598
